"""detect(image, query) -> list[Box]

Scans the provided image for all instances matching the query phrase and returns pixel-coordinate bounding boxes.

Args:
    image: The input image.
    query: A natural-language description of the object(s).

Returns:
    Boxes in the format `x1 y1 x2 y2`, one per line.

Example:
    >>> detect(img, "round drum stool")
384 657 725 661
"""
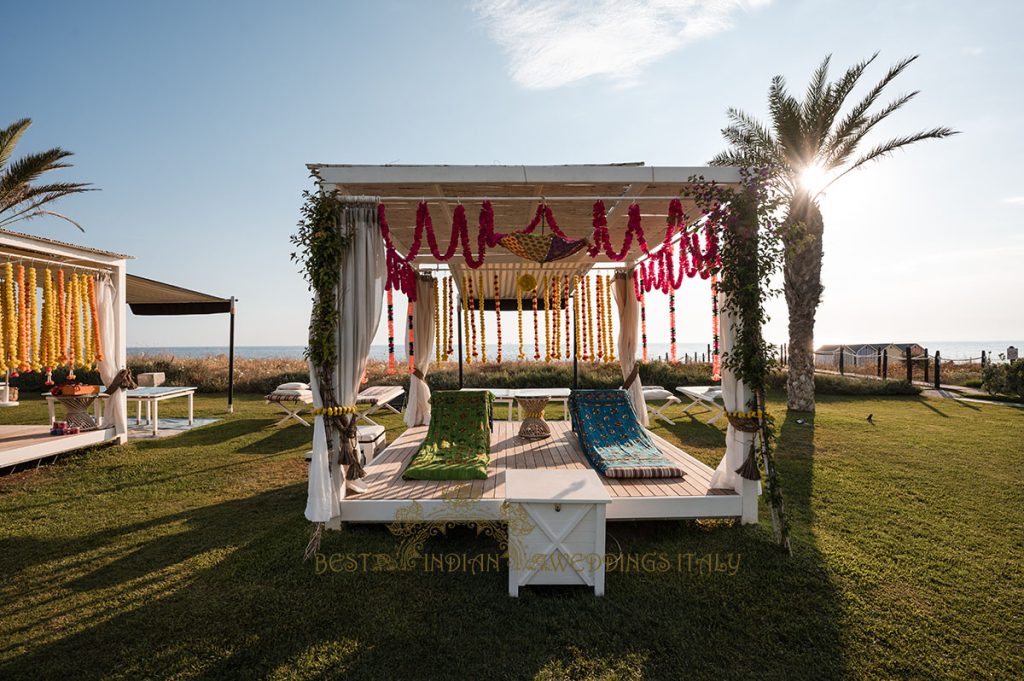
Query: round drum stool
517 396 551 439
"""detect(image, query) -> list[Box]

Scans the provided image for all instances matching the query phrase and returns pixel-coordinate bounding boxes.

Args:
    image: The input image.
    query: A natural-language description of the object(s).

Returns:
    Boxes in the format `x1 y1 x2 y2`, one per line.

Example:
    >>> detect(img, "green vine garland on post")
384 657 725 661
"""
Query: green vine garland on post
691 170 792 554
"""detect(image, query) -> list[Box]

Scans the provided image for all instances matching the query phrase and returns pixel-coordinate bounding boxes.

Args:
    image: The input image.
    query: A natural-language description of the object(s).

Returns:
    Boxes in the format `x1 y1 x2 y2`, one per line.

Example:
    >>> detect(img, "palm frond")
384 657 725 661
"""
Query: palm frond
768 75 806 169
823 127 960 190
0 148 76 199
825 91 919 169
0 208 85 232
0 118 32 170
824 55 919 158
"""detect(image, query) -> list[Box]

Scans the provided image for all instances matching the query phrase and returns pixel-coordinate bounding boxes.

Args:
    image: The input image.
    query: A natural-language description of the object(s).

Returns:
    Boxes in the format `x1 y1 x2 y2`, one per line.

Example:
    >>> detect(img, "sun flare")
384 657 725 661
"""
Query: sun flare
799 163 829 194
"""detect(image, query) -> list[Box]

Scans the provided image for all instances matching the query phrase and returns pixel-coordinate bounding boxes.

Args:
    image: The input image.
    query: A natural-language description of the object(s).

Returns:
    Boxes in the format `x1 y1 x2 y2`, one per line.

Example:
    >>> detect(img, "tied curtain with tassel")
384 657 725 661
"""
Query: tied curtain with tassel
709 285 760 495
305 200 385 525
404 275 435 426
613 271 648 426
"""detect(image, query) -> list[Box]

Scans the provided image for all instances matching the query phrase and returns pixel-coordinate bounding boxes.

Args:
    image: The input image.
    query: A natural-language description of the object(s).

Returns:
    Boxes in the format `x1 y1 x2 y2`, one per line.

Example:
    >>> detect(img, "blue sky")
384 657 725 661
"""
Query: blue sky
4 0 1022 350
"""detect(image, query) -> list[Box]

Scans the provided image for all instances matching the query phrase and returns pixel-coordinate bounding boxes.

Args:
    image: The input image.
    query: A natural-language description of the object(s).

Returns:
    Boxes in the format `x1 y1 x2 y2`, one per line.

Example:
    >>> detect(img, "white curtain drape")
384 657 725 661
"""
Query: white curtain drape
96 274 127 437
613 272 648 426
709 287 759 494
404 275 435 426
305 201 385 524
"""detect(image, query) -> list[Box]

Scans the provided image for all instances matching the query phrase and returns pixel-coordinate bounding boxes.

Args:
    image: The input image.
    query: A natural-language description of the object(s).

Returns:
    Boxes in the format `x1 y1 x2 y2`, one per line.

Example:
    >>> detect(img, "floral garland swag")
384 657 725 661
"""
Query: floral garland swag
0 264 104 383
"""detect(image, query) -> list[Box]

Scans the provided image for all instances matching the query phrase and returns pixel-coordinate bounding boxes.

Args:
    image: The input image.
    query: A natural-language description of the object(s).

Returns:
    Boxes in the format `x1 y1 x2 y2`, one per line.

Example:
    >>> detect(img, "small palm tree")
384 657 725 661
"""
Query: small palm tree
0 118 93 232
712 54 958 412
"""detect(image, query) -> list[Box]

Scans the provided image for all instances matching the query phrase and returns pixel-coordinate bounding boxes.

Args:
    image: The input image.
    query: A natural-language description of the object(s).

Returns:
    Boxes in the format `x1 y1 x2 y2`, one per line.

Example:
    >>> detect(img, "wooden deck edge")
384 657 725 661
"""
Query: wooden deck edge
0 427 118 468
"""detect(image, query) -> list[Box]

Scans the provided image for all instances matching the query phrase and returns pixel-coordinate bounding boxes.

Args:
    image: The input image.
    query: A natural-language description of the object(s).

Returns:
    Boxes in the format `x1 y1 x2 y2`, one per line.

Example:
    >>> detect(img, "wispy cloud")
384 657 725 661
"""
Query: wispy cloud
1002 196 1024 205
474 0 770 89
961 46 984 56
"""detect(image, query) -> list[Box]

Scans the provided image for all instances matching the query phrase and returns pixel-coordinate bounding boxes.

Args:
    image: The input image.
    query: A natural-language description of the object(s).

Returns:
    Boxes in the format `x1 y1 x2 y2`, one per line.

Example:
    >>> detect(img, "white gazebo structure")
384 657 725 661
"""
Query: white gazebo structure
303 164 761 531
0 230 130 469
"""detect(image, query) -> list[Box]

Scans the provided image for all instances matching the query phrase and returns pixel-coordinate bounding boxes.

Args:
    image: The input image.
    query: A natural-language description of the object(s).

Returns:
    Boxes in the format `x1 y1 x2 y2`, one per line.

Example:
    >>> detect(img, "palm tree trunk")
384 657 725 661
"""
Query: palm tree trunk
783 192 824 412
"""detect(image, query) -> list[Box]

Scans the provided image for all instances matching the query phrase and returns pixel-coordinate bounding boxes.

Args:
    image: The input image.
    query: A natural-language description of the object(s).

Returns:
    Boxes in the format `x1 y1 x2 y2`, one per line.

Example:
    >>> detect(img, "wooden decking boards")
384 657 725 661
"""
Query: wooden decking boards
357 420 733 501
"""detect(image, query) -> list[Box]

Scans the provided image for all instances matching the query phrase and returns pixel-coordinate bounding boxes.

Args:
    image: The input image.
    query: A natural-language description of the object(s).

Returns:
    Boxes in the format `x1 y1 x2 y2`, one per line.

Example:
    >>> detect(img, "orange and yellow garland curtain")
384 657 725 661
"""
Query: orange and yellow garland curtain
0 265 104 383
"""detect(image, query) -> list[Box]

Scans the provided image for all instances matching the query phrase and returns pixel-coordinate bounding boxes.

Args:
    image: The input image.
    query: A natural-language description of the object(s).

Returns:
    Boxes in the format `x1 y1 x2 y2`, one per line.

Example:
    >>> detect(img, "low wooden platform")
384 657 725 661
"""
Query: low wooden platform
0 425 119 469
340 420 742 522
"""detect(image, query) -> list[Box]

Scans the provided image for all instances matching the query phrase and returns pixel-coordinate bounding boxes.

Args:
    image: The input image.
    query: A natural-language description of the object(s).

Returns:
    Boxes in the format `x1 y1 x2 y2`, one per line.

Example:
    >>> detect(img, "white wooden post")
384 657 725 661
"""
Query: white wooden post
113 259 129 443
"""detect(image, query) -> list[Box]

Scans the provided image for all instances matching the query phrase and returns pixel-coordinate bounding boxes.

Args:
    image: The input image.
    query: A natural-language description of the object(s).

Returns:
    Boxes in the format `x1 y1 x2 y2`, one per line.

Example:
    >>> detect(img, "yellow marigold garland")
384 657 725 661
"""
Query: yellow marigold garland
16 265 27 373
543 277 551 362
57 270 67 365
463 273 473 364
606 275 616 363
433 277 441 366
551 275 560 360
477 273 486 363
312 405 358 416
563 275 570 359
29 267 40 371
72 273 85 371
573 275 582 361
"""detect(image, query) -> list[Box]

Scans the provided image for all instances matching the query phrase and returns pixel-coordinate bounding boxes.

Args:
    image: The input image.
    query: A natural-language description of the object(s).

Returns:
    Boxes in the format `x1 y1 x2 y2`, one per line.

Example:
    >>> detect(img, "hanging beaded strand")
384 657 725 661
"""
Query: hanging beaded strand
711 274 721 381
543 277 552 362
640 289 648 363
582 274 592 361
493 272 502 364
669 288 677 362
445 276 454 361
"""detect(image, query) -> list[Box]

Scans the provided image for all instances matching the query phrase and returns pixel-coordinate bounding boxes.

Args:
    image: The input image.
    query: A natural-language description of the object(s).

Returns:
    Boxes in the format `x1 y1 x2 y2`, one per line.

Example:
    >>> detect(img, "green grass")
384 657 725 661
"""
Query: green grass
0 392 1021 680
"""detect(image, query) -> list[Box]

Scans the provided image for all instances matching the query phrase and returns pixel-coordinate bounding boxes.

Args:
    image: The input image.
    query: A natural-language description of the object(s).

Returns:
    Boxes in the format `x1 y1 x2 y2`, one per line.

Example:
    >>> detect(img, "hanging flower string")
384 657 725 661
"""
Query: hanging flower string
640 289 648 363
532 285 540 360
493 272 502 364
563 275 571 360
604 275 615 363
551 276 560 360
462 274 472 365
466 274 478 361
711 274 721 381
517 281 525 361
669 289 677 363
433 277 441 366
477 274 486 363
406 300 415 373
573 275 582 361
594 275 604 362
386 289 395 373
444 276 454 360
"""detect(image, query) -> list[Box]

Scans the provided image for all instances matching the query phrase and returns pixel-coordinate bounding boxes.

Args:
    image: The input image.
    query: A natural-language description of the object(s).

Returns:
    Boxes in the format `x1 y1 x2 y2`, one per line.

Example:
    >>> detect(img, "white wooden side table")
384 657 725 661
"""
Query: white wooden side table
505 469 611 597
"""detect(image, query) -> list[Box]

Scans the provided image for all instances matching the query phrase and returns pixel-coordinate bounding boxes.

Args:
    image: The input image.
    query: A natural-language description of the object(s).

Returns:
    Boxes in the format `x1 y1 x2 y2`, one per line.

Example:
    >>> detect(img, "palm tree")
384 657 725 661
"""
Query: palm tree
0 118 93 232
712 54 958 412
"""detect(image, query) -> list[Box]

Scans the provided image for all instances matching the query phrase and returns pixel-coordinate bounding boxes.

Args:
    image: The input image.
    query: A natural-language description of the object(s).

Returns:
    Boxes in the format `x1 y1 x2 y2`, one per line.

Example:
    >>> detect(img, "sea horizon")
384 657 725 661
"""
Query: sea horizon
127 340 1024 362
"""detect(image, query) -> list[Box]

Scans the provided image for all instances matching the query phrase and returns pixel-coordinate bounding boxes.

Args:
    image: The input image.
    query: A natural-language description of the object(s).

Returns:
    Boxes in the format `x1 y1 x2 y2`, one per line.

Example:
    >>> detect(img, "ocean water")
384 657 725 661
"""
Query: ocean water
128 340 1022 362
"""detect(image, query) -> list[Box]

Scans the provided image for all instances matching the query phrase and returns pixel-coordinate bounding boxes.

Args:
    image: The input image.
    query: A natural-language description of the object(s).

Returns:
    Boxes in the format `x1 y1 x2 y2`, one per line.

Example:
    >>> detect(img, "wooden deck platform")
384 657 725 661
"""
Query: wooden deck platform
340 421 742 522
0 425 119 469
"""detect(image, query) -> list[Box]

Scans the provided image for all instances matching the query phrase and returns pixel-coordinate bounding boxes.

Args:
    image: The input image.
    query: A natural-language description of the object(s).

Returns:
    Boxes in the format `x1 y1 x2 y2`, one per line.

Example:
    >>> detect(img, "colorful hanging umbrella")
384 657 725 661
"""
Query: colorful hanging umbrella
498 232 587 264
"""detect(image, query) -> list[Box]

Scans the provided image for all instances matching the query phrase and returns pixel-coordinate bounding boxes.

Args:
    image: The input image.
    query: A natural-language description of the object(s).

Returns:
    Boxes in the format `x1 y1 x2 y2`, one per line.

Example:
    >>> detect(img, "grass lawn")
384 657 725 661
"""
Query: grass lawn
0 392 1021 680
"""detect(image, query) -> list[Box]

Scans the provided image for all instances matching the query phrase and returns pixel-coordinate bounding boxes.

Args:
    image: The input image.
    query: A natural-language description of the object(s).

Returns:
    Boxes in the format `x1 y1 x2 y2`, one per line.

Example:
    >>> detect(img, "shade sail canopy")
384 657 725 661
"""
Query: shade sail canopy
127 274 232 316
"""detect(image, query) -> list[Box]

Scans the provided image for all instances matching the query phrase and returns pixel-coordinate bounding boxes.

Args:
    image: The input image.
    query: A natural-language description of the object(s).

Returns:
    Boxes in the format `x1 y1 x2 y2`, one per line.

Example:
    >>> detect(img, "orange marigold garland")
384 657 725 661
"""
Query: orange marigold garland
4 262 16 374
386 288 396 374
543 277 552 362
492 272 502 364
466 273 477 361
90 275 103 362
56 270 67 365
581 274 591 361
73 273 85 370
445 276 453 360
551 275 560 360
711 274 721 381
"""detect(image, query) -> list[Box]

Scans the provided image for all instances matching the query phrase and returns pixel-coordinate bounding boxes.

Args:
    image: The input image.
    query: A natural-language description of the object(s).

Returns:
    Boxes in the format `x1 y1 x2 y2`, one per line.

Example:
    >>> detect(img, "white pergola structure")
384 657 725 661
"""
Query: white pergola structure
0 230 130 469
305 164 760 529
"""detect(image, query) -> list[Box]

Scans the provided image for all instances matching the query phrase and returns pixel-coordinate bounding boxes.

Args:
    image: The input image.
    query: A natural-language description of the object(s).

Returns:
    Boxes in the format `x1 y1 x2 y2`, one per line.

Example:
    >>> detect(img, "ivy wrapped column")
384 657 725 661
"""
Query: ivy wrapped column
295 195 385 544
